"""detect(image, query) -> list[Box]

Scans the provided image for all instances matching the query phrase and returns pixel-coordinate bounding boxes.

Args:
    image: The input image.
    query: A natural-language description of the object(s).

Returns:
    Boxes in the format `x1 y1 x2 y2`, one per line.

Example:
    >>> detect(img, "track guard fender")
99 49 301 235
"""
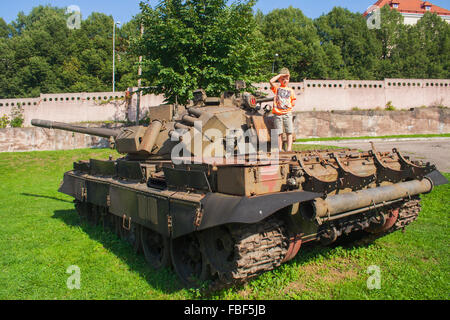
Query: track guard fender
425 170 448 187
198 190 323 231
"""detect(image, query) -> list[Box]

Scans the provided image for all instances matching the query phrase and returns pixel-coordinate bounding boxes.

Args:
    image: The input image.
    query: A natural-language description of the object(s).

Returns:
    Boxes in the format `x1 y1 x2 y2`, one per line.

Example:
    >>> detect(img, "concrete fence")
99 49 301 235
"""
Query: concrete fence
0 78 448 127
0 91 166 127
255 78 450 111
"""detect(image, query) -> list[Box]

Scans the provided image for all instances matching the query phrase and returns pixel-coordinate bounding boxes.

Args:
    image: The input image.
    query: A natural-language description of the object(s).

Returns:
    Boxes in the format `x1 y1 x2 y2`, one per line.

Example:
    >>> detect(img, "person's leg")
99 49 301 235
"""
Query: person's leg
287 133 293 152
273 115 284 151
278 134 284 152
284 113 294 151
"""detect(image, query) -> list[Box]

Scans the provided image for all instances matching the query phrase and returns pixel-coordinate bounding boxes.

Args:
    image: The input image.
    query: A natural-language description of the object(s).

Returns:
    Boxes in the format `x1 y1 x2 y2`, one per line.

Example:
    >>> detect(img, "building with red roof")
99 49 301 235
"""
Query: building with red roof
364 0 450 24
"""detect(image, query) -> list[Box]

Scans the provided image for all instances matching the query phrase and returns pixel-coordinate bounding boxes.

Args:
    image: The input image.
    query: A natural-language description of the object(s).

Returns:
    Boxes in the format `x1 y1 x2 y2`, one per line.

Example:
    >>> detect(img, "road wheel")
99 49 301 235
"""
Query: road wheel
119 220 142 253
141 226 170 269
171 233 211 287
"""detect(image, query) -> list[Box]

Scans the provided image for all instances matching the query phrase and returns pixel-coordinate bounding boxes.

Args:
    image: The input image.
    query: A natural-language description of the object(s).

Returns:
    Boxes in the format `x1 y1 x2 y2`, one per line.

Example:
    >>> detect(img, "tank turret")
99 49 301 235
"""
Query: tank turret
32 87 277 160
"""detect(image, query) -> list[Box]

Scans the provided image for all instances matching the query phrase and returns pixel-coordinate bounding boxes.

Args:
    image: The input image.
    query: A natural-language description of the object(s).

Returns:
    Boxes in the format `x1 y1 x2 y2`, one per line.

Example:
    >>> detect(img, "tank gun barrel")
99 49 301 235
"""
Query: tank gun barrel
31 119 120 138
256 97 274 103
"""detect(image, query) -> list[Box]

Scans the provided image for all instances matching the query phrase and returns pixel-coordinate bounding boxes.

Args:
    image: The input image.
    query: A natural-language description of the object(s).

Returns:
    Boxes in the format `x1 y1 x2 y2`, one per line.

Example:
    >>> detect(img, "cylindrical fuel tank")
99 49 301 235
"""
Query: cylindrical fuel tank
311 178 433 219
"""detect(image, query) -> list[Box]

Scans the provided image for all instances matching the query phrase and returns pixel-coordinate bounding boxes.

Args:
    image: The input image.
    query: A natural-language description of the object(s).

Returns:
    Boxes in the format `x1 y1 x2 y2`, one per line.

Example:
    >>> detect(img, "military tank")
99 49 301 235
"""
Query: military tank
32 85 448 288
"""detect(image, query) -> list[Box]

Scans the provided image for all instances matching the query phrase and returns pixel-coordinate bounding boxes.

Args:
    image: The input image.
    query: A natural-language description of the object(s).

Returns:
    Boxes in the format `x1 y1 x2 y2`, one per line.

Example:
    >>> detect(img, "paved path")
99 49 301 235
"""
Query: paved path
297 138 450 173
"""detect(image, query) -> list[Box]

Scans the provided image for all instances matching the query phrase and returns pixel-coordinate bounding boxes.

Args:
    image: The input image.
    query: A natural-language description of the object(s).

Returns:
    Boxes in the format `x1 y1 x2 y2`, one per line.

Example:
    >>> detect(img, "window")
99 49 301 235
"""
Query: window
425 6 431 11
393 4 399 8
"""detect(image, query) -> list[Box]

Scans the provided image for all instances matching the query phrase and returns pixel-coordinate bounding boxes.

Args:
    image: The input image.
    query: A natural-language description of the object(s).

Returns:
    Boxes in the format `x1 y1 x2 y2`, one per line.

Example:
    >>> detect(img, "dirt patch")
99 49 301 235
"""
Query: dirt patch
324 266 358 283
283 257 360 295
323 256 359 282
283 280 308 294
238 287 253 299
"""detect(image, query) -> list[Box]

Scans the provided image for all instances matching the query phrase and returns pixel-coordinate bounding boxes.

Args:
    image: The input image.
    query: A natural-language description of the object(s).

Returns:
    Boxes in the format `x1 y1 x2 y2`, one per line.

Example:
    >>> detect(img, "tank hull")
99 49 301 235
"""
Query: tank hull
58 149 447 288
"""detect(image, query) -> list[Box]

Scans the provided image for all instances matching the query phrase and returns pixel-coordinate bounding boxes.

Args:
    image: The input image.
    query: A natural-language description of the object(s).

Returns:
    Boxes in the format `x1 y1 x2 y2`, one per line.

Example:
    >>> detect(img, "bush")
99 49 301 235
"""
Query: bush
0 114 10 128
10 105 24 128
385 101 396 111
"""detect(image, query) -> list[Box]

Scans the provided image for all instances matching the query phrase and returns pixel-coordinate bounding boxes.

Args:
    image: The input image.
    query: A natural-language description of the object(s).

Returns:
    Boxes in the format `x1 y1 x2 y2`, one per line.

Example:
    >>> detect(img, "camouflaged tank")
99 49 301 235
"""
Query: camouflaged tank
32 84 448 288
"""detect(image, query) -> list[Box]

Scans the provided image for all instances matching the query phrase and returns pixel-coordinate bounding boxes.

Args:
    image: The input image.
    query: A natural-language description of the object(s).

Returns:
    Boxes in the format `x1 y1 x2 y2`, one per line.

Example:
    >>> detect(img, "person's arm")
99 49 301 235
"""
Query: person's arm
270 74 283 88
291 89 297 107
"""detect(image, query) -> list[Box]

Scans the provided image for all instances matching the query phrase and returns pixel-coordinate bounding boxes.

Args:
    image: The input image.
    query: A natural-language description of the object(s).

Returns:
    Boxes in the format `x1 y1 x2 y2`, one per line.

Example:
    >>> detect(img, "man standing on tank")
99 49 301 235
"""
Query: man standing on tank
270 68 296 152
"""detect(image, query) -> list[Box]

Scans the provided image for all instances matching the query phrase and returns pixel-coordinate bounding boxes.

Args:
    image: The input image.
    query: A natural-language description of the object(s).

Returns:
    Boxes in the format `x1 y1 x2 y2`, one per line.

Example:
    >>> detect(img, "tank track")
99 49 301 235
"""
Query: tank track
392 197 421 231
206 217 289 289
205 197 422 289
356 196 421 245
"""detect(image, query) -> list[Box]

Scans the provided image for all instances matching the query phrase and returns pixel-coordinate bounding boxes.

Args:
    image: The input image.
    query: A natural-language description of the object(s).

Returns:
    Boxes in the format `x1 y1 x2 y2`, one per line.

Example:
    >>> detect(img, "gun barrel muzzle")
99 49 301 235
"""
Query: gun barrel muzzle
31 119 119 138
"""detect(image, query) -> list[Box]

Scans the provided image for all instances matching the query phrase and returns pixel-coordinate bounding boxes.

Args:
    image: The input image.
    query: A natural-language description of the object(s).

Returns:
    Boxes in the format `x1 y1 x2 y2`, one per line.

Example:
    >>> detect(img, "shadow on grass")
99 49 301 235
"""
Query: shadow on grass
205 233 379 299
52 208 379 298
21 193 73 203
52 209 184 295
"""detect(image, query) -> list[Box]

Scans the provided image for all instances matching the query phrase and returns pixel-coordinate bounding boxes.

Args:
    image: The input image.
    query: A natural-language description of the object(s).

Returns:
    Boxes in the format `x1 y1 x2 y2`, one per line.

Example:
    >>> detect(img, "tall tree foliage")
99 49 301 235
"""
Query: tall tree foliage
414 12 450 78
314 7 381 79
258 6 343 81
132 0 266 104
0 3 449 99
372 5 408 78
0 18 10 38
0 5 140 98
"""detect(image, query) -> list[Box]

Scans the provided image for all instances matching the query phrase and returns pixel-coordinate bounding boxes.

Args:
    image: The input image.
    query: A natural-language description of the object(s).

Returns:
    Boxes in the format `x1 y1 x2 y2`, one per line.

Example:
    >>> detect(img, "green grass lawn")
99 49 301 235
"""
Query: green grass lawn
0 148 448 300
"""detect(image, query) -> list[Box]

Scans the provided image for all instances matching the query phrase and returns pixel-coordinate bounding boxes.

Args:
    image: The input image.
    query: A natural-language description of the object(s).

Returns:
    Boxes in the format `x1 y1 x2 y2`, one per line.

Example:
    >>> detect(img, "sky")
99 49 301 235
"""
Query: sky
1 0 450 24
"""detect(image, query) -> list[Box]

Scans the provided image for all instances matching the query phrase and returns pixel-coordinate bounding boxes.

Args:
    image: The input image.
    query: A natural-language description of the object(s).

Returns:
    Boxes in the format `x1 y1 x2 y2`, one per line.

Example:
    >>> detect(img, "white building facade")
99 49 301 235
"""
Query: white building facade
364 0 450 25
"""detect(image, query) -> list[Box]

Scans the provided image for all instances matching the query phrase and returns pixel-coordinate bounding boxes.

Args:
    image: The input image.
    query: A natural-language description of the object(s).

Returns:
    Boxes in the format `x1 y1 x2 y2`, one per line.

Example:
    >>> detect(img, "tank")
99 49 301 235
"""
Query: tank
31 85 448 289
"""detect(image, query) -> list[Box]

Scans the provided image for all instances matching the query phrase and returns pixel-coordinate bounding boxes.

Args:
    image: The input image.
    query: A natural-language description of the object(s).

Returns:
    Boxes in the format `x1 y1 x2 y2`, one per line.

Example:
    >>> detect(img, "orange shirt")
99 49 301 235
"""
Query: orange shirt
271 85 296 115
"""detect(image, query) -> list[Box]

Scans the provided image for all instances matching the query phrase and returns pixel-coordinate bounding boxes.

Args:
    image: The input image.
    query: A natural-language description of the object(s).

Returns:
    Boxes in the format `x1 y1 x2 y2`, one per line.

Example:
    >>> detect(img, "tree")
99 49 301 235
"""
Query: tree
314 7 381 79
414 12 450 78
115 16 143 90
0 18 10 38
132 0 266 104
395 22 429 79
373 5 408 78
258 6 343 80
0 38 17 98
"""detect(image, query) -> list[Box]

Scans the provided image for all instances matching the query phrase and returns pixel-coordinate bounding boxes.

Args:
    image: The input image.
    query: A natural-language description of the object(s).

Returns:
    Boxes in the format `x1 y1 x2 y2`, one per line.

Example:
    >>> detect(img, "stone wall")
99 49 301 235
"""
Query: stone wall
292 107 450 138
1 108 448 153
0 123 113 152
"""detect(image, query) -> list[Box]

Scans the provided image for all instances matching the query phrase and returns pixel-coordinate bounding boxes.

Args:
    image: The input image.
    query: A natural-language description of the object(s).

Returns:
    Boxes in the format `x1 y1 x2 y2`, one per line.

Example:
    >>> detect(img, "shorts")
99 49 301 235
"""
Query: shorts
273 113 294 135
